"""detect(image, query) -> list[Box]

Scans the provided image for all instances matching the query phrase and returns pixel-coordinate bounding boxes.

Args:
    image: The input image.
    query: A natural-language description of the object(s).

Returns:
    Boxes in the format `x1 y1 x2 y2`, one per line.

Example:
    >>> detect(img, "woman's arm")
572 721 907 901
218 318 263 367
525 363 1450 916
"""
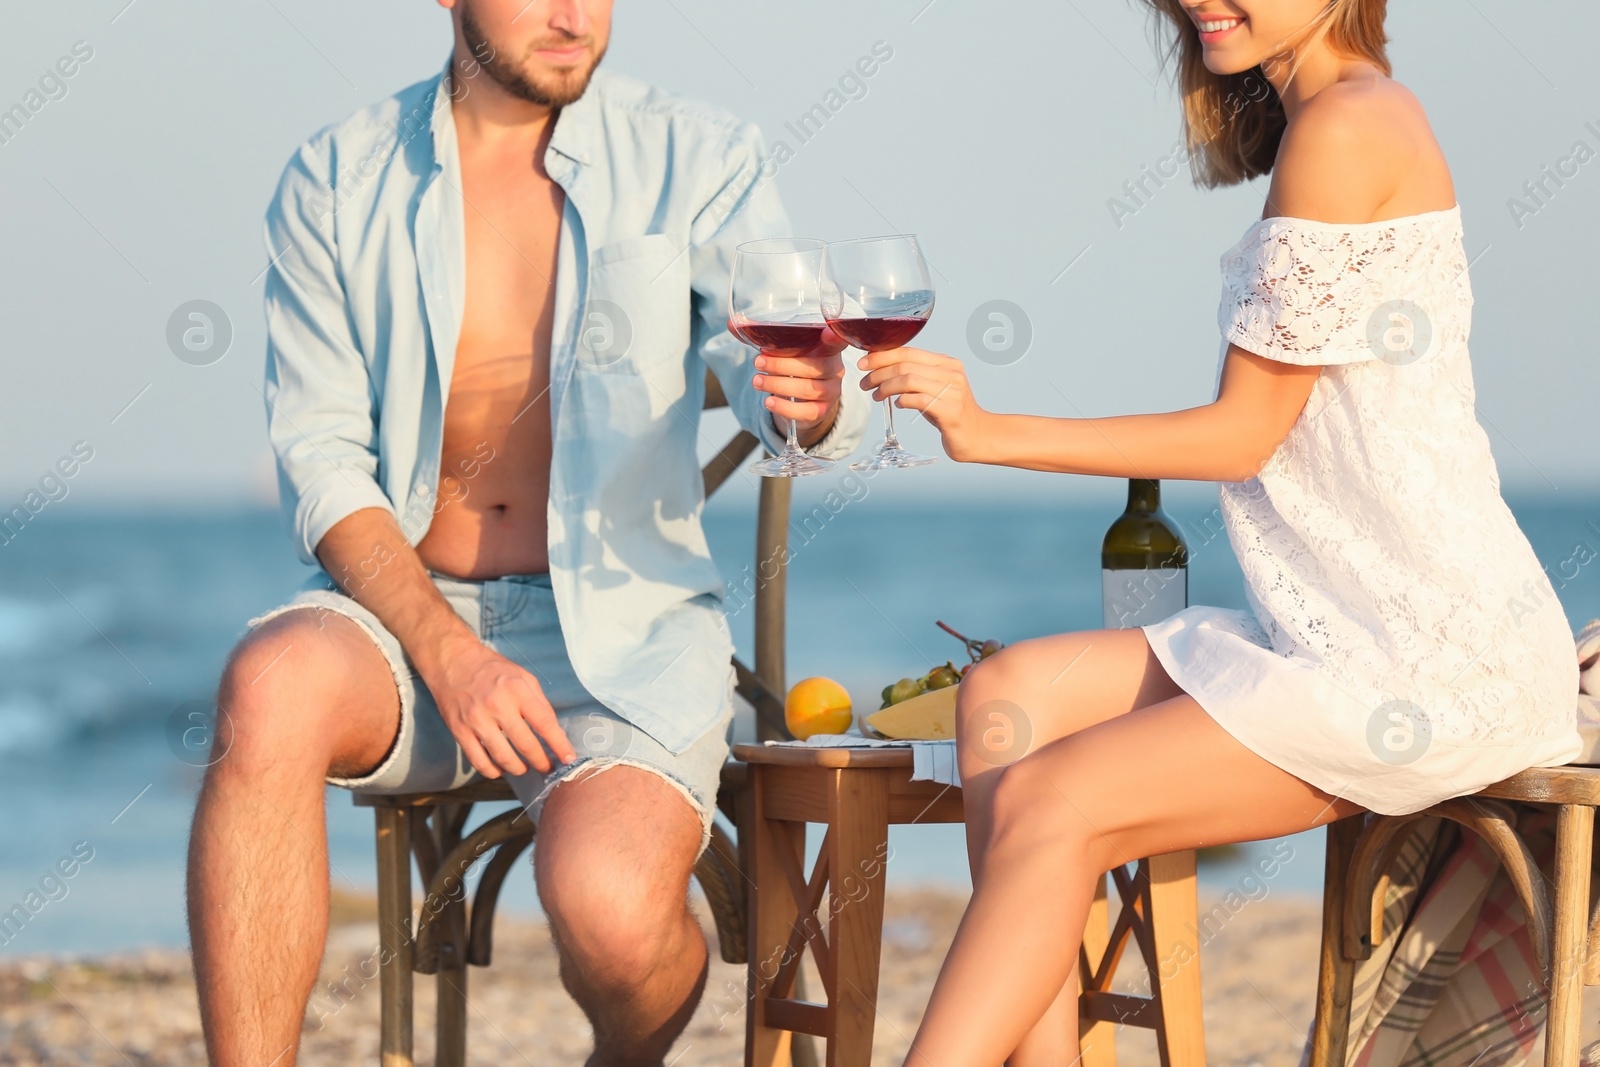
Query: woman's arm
857 344 1320 483
860 78 1448 483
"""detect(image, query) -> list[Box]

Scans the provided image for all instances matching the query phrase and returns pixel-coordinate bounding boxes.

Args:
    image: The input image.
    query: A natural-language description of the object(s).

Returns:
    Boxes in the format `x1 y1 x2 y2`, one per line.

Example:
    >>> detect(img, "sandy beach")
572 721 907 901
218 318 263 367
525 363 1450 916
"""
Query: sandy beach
2 885 1339 1067
11 880 1596 1066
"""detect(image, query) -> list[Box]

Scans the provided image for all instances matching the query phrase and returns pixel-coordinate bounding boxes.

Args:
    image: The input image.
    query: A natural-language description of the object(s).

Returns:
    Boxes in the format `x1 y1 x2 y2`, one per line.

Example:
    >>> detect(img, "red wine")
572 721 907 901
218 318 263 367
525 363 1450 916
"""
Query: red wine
826 316 928 351
728 319 827 351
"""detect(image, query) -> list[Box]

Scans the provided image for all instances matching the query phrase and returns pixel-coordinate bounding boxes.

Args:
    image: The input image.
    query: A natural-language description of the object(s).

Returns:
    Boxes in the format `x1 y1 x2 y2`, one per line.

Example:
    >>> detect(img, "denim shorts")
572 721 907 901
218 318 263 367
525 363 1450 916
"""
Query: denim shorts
247 571 733 855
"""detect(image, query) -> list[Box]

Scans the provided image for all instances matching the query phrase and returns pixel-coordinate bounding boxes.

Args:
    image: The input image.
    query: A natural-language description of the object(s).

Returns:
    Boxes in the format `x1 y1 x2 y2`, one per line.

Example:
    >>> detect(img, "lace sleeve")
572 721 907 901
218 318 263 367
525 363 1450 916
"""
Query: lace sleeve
1219 221 1392 366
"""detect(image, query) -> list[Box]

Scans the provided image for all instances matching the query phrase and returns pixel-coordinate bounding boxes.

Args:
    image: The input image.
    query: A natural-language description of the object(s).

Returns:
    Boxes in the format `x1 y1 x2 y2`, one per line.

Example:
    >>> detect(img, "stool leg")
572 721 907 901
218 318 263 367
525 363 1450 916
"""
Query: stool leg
1147 851 1205 1067
375 806 415 1067
435 893 470 1066
1078 872 1118 1067
1546 804 1593 1067
430 803 470 1067
1310 817 1362 1067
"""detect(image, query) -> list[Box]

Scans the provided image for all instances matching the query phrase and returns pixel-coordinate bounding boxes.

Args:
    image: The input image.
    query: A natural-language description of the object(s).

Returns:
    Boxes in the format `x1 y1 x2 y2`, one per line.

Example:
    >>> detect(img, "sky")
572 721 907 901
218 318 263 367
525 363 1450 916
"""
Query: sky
1 0 1596 510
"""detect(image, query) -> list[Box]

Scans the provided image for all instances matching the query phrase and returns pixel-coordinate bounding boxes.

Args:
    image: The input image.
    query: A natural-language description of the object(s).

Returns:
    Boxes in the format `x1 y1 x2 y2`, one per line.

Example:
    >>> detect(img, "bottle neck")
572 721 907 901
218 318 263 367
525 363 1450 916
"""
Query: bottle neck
1126 478 1161 514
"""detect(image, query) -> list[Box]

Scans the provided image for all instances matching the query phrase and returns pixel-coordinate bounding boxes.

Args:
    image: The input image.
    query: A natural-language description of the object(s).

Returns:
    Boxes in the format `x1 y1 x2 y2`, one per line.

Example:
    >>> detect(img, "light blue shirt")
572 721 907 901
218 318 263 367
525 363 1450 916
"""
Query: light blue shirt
262 62 868 753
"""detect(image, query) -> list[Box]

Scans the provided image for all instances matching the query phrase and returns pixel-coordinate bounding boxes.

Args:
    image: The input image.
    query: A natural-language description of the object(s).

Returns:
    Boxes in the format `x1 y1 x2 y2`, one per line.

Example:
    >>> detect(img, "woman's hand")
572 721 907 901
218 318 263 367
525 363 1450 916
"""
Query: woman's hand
751 325 848 443
858 347 992 462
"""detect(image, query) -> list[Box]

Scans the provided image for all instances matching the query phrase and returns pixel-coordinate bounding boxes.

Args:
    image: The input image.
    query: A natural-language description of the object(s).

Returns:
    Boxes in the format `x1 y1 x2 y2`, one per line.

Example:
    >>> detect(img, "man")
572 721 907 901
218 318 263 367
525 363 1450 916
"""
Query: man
185 1 866 1063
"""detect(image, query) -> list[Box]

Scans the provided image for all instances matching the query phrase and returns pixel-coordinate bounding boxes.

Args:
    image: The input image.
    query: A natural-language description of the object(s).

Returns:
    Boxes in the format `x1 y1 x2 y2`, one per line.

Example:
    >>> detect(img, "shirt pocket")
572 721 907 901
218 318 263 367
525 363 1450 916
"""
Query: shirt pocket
574 233 694 427
580 233 692 376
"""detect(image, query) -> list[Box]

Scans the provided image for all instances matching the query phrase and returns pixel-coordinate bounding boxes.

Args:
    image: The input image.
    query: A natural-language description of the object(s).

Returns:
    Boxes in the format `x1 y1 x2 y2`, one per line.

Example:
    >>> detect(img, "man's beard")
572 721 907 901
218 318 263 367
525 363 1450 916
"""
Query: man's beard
458 1 605 108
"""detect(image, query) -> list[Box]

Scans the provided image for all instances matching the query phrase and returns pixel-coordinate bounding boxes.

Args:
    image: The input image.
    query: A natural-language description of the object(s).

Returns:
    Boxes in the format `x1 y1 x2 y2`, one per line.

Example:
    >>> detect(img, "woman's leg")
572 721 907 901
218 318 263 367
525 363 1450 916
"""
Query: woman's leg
953 630 1184 1063
914 691 1362 1067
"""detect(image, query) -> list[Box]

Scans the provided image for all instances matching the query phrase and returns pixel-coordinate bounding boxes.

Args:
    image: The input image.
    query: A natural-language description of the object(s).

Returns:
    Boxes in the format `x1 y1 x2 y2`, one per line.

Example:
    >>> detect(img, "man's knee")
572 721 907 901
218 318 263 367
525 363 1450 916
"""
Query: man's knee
535 769 703 984
213 608 395 776
541 857 693 987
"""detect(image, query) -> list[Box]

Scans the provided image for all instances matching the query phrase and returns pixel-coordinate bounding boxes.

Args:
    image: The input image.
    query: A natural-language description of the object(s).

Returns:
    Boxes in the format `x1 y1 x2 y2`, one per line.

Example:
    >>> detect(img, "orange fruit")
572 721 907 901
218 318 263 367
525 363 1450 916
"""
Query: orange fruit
784 677 854 739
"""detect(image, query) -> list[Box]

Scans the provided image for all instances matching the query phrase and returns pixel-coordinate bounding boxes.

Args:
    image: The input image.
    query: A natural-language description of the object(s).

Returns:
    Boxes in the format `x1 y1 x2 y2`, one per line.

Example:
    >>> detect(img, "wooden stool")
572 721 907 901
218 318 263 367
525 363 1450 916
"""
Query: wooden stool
1310 766 1600 1067
734 742 1208 1067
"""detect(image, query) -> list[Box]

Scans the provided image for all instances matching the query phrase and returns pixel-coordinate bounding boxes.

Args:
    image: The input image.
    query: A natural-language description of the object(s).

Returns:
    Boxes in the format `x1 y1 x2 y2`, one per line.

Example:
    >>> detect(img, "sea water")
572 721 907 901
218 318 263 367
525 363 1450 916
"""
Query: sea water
2 486 1597 953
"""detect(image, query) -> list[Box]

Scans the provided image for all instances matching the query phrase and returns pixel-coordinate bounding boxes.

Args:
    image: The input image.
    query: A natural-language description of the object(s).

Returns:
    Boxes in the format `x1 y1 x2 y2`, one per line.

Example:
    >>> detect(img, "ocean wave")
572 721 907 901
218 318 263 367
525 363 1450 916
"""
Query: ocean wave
0 693 60 755
0 596 52 656
0 671 133 757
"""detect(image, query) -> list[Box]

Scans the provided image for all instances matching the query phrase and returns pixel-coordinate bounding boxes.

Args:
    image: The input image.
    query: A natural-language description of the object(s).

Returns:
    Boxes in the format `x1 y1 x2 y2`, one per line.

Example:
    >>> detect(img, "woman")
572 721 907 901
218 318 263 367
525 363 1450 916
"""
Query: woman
857 1 1582 1062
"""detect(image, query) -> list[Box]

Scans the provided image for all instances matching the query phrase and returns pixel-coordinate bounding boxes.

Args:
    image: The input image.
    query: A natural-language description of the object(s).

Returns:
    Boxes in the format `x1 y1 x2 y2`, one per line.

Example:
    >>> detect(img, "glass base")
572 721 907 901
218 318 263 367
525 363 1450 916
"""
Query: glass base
849 445 937 471
750 449 836 478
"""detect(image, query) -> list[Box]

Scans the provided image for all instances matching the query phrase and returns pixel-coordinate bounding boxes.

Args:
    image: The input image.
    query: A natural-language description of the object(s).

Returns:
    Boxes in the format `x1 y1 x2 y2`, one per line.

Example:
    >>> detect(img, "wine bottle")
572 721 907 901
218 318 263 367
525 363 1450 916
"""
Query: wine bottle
1101 479 1188 629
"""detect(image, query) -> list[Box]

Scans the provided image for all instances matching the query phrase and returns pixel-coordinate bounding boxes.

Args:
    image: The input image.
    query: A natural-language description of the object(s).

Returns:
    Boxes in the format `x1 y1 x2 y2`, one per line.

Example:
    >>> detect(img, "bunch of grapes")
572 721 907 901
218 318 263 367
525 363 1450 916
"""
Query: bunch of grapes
878 621 1004 709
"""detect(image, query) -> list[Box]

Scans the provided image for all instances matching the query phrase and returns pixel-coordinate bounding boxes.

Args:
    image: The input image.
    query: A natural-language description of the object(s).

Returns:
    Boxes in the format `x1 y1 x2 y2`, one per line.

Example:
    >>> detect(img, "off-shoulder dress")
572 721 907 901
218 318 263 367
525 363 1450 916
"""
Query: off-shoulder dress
1141 206 1580 815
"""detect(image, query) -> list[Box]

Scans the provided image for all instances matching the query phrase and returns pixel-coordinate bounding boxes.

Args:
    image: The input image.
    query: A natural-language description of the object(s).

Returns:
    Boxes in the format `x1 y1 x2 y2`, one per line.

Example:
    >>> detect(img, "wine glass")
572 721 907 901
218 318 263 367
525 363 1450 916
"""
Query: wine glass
729 238 835 478
820 235 937 471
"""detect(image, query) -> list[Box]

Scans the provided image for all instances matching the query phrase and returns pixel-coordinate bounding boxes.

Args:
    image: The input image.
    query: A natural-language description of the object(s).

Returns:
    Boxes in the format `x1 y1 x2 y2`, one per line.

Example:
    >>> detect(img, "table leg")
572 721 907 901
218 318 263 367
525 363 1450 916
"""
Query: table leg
824 768 891 1067
1147 851 1205 1067
748 766 800 1067
1079 872 1118 1067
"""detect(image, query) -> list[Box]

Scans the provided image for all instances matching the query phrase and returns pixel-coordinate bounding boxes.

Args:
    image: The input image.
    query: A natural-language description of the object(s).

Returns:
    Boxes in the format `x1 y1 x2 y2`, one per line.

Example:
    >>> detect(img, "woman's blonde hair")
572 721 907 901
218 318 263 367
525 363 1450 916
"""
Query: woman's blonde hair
1141 0 1391 187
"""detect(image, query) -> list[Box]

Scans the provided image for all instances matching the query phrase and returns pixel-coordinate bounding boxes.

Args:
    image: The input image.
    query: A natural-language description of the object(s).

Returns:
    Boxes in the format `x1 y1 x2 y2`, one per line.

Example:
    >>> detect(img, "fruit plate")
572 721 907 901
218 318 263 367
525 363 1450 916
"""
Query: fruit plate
862 684 958 741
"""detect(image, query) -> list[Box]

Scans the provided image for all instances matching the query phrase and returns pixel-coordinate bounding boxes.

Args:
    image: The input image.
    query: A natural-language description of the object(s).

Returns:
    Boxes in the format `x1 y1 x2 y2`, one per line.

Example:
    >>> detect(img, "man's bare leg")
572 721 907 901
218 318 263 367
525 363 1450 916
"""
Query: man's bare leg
187 610 402 1067
533 766 711 1067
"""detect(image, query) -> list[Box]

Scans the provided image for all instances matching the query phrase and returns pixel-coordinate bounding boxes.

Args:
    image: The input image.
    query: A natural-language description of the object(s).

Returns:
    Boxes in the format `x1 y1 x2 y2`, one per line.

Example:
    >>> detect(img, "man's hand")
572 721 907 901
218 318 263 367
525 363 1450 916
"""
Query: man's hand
420 631 577 779
751 325 847 446
316 508 577 780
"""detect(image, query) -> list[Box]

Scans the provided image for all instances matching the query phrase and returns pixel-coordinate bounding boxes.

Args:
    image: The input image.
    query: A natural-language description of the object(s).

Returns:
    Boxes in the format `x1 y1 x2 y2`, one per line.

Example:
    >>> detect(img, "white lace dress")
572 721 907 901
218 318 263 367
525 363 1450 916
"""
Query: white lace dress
1141 206 1580 815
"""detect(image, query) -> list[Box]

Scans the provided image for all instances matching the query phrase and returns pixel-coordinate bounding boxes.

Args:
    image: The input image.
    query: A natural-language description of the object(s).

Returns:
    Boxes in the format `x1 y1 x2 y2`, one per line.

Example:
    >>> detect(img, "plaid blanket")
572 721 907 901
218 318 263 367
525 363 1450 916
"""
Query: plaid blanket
1330 808 1575 1066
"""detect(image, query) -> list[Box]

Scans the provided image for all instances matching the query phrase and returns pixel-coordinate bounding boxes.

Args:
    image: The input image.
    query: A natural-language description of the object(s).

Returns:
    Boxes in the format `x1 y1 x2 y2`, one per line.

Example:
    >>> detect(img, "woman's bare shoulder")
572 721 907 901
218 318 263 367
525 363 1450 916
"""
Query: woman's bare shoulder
1268 74 1451 224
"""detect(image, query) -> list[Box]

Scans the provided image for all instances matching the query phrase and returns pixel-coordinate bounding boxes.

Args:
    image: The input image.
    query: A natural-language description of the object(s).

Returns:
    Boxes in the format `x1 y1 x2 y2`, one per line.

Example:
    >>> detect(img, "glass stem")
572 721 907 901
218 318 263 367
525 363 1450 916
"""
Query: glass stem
881 399 900 448
785 398 803 454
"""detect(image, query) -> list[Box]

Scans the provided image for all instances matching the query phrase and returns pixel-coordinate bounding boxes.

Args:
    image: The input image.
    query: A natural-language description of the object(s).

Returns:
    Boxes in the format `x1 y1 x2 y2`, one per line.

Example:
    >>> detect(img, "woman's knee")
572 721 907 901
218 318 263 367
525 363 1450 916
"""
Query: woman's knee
956 639 1063 772
954 647 1024 739
957 639 1027 703
959 628 1170 772
956 631 1105 713
986 745 1119 870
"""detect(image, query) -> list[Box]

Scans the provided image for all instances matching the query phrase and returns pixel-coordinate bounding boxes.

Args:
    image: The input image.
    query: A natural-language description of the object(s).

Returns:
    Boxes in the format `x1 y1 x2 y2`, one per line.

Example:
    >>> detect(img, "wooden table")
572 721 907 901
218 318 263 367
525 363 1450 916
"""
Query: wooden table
733 742 1207 1067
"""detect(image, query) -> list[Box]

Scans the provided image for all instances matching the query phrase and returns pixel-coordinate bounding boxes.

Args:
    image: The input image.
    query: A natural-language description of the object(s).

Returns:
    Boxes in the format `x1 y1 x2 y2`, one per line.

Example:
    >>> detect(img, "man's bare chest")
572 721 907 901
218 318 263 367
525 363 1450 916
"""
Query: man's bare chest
452 161 565 391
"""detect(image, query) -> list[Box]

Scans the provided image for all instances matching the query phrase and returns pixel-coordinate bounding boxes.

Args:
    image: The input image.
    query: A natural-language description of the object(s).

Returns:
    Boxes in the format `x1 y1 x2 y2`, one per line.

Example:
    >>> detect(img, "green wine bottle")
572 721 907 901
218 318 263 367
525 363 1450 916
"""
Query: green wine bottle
1101 479 1189 628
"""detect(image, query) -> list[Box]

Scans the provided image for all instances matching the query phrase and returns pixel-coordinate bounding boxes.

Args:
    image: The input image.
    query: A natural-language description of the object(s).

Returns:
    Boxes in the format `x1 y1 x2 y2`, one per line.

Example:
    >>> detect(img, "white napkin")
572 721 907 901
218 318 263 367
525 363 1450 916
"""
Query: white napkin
760 734 963 788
